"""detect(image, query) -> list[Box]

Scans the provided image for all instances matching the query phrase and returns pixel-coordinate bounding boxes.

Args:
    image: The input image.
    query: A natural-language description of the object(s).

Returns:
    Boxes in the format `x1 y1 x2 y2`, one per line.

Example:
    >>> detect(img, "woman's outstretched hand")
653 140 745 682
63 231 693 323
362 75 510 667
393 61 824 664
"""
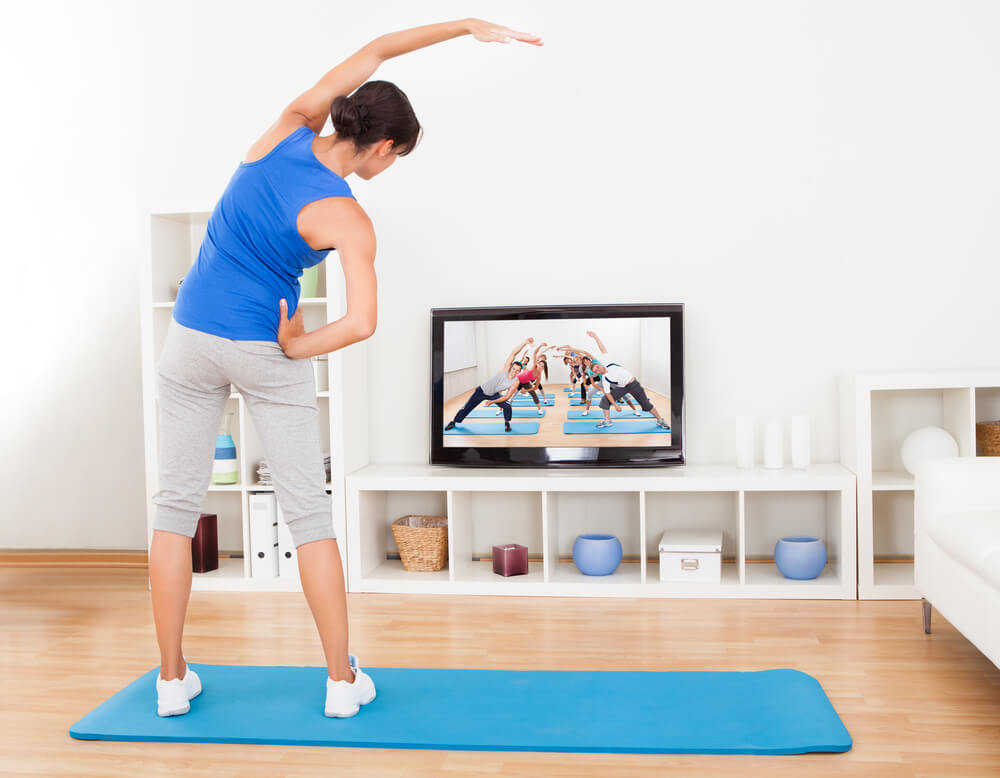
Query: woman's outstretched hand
277 299 307 358
467 19 543 46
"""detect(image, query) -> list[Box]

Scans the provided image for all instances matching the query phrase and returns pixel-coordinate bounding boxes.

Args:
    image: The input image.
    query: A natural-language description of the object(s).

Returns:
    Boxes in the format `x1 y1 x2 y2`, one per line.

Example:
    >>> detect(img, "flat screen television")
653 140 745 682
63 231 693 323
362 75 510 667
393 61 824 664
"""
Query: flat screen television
431 304 684 467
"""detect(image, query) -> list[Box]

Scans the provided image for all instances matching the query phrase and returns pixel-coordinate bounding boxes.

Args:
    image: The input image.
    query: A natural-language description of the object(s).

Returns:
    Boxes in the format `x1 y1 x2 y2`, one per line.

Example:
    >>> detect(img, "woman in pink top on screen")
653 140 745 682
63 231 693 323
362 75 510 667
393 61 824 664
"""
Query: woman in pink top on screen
514 342 550 414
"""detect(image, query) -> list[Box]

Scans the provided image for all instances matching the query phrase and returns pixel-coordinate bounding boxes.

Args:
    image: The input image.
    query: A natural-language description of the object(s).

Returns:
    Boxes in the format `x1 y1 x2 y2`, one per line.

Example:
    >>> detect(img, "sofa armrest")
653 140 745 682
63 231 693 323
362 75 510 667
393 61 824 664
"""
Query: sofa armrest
915 457 1000 532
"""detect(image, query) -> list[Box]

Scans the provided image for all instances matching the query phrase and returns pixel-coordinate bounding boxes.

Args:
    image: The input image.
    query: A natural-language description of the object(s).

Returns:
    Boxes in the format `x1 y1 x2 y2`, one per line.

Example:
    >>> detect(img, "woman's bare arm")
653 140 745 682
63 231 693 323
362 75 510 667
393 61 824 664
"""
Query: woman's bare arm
504 338 532 371
282 19 541 132
586 330 608 354
567 346 594 360
277 200 376 359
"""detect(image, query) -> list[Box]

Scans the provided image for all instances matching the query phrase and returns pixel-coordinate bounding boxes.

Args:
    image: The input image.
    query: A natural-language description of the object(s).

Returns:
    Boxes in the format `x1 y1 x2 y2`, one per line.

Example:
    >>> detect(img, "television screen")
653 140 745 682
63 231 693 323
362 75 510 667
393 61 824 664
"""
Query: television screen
431 304 684 467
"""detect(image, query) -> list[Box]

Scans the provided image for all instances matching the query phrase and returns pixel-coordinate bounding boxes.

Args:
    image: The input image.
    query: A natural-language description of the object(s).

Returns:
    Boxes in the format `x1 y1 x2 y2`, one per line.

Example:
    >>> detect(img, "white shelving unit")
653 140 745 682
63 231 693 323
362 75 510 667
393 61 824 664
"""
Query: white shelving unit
346 464 857 599
841 370 1000 600
139 211 370 592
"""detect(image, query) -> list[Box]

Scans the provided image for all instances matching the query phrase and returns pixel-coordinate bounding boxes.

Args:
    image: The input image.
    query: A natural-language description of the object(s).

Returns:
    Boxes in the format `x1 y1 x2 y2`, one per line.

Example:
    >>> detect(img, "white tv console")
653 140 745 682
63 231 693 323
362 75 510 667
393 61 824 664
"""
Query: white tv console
144 212 859 600
346 464 857 599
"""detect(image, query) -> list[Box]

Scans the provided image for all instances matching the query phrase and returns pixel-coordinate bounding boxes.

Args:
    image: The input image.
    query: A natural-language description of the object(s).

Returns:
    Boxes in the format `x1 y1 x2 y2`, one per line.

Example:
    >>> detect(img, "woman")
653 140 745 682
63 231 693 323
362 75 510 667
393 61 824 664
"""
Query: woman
150 18 542 719
563 354 583 392
513 341 549 414
445 338 534 433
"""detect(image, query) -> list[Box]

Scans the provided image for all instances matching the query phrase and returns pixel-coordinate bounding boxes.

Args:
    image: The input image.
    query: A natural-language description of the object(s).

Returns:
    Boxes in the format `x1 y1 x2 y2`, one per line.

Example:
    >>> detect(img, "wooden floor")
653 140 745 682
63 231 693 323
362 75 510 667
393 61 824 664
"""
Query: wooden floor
444 382 672 447
2 567 999 777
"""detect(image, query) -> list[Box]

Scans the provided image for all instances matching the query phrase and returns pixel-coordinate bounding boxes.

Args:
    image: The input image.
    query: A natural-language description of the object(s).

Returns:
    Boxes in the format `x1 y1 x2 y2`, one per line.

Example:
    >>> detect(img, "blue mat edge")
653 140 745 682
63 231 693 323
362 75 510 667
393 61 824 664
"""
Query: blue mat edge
68 666 852 754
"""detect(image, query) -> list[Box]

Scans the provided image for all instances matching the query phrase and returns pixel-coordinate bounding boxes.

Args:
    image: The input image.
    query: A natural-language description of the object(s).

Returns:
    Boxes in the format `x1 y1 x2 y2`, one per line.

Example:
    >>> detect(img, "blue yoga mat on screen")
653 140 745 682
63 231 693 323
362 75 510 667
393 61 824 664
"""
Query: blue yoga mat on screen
566 409 653 419
465 408 546 419
568 396 635 406
563 420 670 434
445 422 540 435
69 665 851 754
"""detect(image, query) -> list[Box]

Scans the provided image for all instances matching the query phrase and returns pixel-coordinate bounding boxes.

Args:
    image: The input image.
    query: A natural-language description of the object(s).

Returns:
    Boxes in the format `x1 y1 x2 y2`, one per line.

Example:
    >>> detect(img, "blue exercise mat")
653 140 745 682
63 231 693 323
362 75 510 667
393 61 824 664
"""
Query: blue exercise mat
445 422 540 435
563 420 670 434
464 408 546 419
568 395 636 406
69 664 851 754
567 409 653 419
510 399 554 406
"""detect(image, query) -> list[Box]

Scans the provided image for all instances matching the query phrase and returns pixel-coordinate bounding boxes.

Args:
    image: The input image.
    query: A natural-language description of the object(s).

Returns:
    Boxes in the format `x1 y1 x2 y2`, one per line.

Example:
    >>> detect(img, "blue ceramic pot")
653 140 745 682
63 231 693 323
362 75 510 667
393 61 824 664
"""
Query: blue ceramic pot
572 534 623 576
774 536 827 580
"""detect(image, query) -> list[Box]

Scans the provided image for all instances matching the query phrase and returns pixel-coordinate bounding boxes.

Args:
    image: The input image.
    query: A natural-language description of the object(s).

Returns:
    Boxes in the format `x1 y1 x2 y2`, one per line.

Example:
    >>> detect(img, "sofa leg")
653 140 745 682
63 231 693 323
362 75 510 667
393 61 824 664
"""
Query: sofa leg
922 598 932 634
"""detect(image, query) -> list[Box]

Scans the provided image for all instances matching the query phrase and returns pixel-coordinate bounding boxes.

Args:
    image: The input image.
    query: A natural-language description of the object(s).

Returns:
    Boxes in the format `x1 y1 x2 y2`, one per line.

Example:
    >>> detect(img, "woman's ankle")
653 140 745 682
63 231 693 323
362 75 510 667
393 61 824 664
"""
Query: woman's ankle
160 659 188 681
328 666 356 683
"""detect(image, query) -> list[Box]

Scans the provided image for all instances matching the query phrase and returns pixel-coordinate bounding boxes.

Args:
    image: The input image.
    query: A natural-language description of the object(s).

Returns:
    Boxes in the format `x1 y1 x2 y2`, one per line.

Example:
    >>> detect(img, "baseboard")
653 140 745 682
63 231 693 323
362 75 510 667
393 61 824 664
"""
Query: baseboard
0 551 149 568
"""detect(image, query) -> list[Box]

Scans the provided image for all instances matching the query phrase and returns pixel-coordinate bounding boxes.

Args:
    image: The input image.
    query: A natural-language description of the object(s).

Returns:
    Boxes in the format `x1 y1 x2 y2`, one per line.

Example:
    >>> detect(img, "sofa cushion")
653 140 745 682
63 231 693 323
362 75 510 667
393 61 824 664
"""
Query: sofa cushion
925 510 1000 590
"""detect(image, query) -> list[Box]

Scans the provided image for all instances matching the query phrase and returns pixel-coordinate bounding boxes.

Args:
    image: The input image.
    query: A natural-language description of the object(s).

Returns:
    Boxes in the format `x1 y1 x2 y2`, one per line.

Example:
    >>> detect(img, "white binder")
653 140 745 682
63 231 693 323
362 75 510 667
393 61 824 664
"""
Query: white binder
248 493 278 578
276 500 299 579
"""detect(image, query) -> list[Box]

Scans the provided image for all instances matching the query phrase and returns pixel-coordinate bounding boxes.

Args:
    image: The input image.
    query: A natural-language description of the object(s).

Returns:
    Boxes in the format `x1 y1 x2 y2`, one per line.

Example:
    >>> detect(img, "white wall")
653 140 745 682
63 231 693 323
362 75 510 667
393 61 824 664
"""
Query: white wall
0 1 143 548
3 0 1000 548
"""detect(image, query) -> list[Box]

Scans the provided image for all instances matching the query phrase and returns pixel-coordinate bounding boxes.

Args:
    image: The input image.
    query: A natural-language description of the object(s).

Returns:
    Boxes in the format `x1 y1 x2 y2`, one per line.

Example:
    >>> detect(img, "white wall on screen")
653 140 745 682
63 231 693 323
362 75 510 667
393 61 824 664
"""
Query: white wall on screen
481 319 645 384
640 318 672 397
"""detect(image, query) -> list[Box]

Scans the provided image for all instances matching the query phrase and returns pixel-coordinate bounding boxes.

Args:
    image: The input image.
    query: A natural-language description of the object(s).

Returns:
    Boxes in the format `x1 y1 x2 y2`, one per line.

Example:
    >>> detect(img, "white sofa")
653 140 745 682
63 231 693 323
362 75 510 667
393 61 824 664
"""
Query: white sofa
915 457 1000 669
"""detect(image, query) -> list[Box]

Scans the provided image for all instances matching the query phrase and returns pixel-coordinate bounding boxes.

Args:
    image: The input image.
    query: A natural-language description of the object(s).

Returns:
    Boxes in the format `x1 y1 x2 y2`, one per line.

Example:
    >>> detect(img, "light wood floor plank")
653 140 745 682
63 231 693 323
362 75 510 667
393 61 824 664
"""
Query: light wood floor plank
1 567 998 776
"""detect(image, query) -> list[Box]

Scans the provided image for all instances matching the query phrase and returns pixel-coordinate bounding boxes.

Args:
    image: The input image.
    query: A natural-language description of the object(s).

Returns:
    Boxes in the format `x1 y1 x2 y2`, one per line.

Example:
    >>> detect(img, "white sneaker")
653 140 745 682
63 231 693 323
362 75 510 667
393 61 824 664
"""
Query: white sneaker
325 654 376 718
634 409 642 416
596 419 613 429
581 409 589 416
538 408 544 415
156 663 202 717
495 408 502 416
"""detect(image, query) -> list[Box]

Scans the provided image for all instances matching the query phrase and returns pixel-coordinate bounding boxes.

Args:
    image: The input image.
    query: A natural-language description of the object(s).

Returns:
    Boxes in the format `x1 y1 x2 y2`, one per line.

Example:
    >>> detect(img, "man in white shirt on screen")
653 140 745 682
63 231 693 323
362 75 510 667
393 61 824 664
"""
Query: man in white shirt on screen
572 331 671 430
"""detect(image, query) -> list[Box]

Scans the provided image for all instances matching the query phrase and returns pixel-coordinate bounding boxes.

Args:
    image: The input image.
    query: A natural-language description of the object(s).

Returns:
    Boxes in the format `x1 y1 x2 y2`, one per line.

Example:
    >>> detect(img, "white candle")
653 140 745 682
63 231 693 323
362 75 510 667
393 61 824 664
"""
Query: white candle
764 417 784 469
791 415 810 470
735 416 755 469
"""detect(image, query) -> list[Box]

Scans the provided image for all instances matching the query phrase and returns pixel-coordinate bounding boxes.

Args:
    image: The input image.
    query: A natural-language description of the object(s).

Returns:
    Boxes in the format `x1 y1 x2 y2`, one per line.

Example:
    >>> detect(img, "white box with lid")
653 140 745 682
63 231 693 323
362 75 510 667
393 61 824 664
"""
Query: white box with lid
658 529 723 583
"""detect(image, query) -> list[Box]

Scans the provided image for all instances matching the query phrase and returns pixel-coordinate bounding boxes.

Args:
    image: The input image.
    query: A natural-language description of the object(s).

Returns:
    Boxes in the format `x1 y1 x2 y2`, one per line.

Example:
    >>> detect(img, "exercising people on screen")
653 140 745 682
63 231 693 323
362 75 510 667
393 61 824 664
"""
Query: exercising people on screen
558 347 642 417
445 337 533 433
572 331 670 429
563 353 584 392
515 341 550 414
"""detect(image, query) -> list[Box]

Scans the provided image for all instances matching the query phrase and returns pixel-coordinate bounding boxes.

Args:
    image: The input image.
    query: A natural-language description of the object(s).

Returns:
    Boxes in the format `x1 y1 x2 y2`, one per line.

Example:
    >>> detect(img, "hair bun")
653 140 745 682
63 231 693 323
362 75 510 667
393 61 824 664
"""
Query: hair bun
331 96 368 139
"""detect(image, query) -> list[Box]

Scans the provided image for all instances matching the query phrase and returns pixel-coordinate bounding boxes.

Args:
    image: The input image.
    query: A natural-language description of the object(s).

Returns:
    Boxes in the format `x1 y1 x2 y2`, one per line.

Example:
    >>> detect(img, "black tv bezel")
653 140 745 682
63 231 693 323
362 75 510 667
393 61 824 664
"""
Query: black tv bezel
430 303 685 468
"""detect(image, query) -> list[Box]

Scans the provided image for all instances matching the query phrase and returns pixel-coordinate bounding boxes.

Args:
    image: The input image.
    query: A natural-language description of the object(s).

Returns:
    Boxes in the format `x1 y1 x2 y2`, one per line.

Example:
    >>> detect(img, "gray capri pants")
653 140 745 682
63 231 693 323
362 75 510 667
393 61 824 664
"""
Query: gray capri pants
153 318 334 548
600 379 654 412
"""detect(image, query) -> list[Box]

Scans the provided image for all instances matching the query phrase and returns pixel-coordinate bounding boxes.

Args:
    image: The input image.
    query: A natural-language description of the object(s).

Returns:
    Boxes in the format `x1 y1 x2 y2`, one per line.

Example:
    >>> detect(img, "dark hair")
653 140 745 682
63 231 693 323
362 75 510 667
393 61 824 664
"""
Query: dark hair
538 357 549 380
331 80 421 156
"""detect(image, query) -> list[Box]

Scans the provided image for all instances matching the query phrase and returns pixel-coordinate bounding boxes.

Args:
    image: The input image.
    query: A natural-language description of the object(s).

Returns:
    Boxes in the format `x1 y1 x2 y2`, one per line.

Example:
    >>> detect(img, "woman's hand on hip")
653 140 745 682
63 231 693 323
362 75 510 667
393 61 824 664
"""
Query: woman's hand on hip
277 299 307 359
467 19 543 46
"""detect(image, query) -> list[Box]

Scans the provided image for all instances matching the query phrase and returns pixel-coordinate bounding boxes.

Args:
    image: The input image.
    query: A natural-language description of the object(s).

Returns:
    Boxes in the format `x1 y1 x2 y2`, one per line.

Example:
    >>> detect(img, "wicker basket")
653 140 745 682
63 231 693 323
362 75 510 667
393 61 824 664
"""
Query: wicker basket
976 420 1000 456
392 515 448 572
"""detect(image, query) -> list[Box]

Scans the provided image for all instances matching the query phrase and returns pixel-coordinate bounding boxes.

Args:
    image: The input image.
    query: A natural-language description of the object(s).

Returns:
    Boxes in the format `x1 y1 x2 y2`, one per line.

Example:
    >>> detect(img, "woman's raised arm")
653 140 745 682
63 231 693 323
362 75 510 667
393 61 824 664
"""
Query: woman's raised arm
504 338 533 371
283 19 542 132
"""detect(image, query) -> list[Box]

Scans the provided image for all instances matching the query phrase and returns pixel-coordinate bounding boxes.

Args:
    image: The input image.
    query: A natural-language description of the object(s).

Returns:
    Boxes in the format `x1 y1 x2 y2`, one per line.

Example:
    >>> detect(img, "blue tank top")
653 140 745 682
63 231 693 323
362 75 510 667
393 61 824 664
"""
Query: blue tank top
173 126 354 341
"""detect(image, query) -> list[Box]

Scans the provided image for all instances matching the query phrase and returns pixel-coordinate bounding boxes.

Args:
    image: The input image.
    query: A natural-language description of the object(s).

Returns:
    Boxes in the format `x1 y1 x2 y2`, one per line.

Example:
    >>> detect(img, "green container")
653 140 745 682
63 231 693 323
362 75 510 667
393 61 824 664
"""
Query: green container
299 265 319 298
